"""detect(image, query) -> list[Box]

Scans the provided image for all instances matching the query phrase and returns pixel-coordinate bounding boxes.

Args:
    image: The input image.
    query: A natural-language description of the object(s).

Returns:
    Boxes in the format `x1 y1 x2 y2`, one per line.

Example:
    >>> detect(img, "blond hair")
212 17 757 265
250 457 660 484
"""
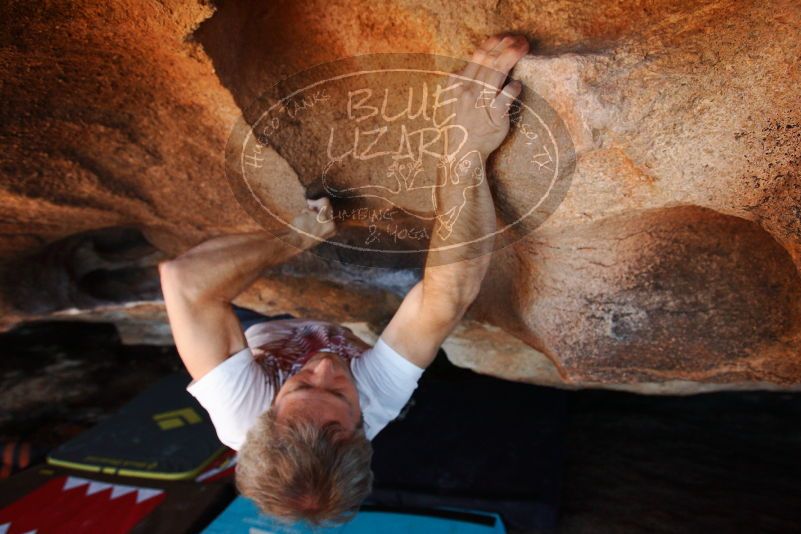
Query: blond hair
235 408 373 525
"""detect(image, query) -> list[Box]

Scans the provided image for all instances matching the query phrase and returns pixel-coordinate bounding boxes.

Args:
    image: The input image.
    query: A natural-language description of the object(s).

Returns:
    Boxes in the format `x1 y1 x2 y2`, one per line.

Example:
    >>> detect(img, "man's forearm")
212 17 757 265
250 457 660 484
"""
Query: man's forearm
163 229 311 304
379 153 495 367
423 150 495 312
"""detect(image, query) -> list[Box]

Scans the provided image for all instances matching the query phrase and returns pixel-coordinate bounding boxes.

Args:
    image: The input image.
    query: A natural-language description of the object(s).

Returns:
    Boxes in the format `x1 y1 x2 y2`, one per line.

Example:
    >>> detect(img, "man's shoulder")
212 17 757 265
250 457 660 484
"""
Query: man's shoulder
352 337 426 381
351 337 425 441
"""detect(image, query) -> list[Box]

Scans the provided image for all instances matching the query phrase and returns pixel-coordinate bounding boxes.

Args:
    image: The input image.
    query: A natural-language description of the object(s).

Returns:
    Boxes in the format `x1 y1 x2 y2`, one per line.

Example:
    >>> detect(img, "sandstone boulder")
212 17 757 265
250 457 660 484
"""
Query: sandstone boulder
1 0 799 393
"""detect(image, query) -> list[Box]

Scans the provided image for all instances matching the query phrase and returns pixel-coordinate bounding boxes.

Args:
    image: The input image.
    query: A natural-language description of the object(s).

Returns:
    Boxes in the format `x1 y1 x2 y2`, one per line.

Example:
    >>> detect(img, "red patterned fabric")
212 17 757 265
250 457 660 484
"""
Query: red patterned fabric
0 475 165 533
247 320 370 388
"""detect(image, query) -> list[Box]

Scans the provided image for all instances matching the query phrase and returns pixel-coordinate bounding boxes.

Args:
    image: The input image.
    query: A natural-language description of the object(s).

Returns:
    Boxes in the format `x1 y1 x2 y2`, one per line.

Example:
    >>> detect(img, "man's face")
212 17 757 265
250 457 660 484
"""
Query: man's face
272 352 361 434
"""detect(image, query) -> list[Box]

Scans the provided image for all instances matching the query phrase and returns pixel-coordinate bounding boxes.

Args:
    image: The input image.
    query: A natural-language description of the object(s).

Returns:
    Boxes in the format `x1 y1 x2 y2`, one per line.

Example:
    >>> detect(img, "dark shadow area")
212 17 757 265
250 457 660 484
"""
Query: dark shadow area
0 321 180 451
558 389 801 534
370 352 567 531
3 226 165 315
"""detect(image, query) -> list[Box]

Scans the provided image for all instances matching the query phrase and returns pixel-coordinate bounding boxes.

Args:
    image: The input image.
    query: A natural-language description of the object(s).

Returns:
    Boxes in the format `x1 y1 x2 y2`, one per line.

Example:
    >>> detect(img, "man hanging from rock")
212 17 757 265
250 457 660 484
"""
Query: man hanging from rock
159 33 529 525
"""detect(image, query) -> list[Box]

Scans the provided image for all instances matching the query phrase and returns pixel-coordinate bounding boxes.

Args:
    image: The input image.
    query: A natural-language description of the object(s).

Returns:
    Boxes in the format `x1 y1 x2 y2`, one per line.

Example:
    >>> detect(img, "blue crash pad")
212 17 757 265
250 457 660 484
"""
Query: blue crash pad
203 496 506 533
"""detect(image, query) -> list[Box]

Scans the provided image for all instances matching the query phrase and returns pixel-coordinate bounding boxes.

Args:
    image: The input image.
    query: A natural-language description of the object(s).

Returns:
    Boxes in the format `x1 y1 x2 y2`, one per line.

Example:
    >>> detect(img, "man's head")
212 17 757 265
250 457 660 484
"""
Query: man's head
235 351 373 525
273 350 362 432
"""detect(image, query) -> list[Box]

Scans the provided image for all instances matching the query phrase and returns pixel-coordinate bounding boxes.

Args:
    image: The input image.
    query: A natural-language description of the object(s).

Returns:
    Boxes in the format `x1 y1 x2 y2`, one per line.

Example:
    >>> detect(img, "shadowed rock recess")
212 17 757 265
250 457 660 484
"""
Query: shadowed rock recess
1 0 799 392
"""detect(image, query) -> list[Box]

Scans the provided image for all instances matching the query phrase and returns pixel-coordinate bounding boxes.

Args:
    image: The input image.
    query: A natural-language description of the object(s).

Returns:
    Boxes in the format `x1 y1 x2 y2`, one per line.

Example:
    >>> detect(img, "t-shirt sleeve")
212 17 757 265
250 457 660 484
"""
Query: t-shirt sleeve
186 347 273 451
351 337 425 440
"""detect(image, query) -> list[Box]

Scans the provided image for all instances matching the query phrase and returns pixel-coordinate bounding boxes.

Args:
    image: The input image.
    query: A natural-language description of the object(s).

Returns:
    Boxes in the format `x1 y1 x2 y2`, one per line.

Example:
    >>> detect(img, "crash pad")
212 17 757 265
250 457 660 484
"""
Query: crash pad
203 496 506 533
47 372 226 480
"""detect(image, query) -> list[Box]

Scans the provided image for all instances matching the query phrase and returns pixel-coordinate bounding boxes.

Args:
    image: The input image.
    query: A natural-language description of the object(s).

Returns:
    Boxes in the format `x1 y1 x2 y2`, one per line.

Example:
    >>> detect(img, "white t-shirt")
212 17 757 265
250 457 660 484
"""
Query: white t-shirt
186 321 424 450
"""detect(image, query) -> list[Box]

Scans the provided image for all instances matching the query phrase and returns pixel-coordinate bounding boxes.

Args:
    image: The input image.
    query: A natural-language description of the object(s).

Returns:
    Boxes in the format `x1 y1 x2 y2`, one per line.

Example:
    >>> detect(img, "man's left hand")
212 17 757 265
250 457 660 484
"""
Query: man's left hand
446 34 530 160
291 197 336 246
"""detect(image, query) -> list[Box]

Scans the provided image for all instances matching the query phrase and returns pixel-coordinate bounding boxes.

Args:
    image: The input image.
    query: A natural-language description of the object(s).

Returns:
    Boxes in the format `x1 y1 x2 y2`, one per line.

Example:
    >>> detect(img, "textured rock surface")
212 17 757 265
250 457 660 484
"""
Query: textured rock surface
1 0 799 392
468 0 801 387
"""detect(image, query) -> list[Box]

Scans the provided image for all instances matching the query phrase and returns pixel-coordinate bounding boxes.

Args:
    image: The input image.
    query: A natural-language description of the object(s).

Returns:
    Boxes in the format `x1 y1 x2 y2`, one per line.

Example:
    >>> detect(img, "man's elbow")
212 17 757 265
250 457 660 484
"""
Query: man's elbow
158 259 180 283
424 292 474 327
158 259 201 302
441 282 482 314
421 278 480 318
458 281 483 308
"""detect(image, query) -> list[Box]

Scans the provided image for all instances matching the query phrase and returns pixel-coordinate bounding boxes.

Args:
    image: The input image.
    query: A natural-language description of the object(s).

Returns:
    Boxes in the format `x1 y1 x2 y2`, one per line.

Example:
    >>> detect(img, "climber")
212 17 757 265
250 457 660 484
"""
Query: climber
158 33 529 525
